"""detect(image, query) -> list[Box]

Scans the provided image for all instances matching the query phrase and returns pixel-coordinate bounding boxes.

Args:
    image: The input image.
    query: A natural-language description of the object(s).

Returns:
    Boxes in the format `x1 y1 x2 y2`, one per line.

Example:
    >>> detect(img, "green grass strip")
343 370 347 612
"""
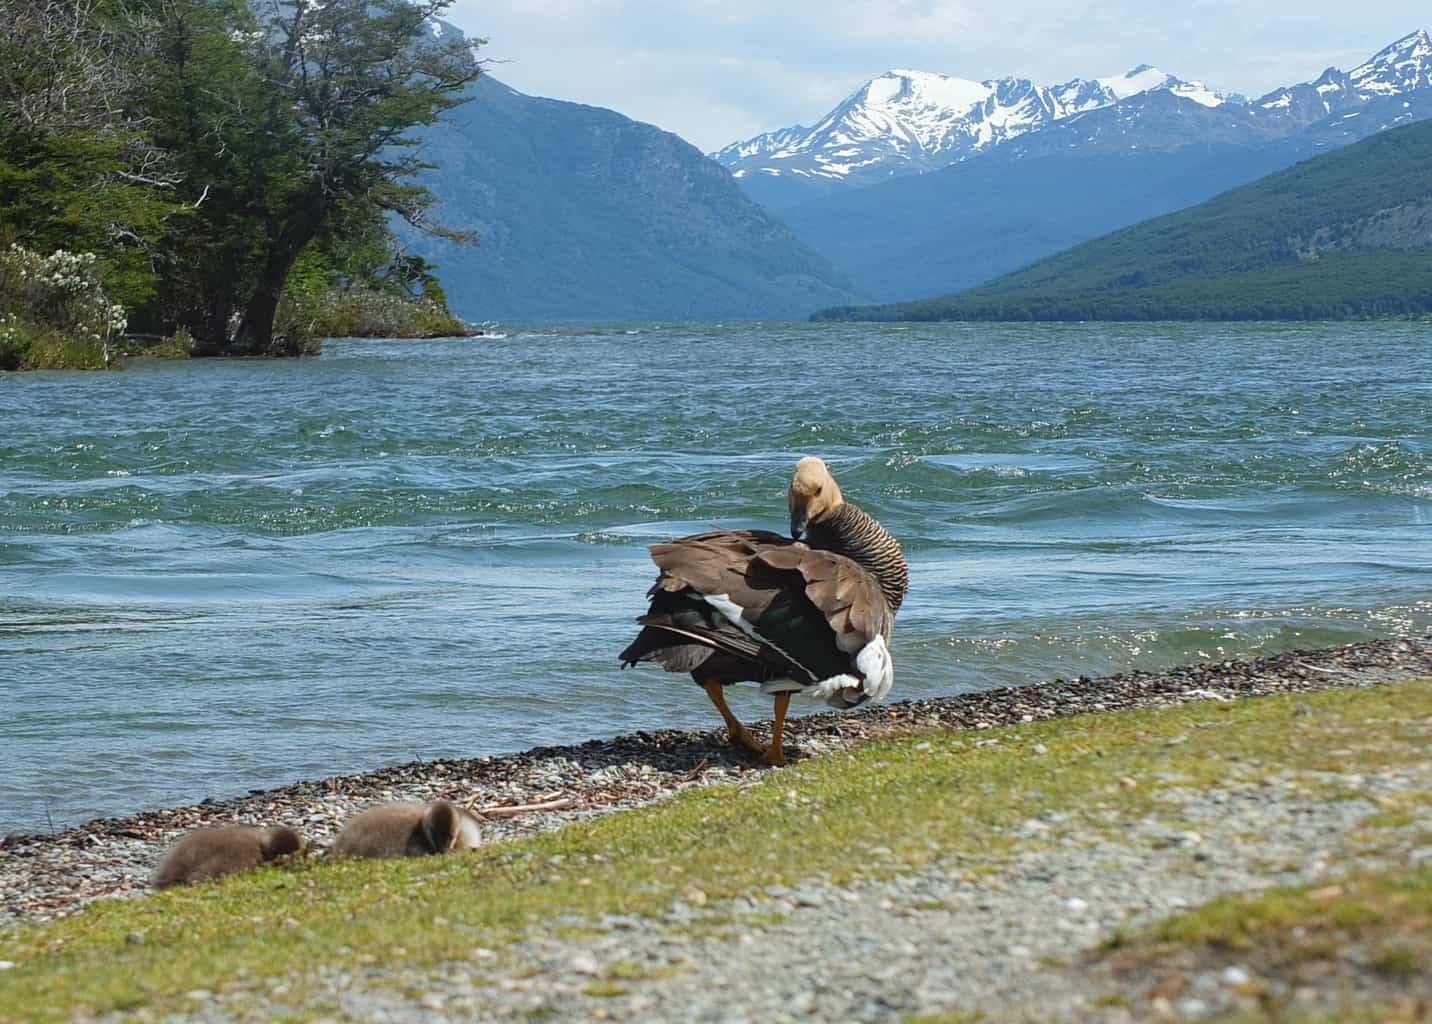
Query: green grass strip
3 679 1429 1021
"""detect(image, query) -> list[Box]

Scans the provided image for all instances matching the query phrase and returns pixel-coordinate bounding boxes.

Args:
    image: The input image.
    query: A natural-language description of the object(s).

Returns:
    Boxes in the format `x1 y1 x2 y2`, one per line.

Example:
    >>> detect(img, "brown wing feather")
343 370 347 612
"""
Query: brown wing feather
756 547 893 655
624 529 824 683
648 530 795 628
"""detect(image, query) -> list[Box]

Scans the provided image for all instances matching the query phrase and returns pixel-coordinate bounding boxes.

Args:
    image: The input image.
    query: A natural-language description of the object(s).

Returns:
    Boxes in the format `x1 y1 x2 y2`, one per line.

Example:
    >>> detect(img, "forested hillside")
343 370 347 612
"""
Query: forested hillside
814 119 1432 321
403 77 866 321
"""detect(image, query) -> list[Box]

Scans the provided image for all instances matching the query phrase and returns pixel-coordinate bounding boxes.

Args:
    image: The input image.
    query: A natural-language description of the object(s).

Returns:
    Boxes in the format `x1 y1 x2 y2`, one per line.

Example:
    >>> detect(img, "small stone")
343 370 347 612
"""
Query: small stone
0 961 14 971
570 954 599 976
125 932 145 945
420 994 445 1010
1222 965 1252 986
1032 743 1048 755
1065 897 1089 912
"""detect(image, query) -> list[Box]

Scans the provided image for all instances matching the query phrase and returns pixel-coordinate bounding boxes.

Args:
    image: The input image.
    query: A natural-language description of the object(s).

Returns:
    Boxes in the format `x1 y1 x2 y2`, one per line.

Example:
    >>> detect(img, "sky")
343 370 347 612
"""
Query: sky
440 2 1429 153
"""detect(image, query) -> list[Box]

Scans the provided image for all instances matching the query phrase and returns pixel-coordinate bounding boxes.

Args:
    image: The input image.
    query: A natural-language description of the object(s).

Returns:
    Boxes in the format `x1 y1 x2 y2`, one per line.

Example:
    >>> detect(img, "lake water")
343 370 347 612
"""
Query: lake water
2 321 1429 833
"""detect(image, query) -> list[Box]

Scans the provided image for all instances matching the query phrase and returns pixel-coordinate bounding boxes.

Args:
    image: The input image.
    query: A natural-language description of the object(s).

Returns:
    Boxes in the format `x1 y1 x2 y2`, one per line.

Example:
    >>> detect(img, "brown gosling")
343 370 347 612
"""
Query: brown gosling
331 800 481 859
150 825 304 889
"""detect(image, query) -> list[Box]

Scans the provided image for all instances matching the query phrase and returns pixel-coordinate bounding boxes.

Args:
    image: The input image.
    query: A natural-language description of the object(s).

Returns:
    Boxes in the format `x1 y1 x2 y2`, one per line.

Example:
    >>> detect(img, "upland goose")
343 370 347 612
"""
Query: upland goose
331 801 481 858
151 825 304 889
620 456 907 764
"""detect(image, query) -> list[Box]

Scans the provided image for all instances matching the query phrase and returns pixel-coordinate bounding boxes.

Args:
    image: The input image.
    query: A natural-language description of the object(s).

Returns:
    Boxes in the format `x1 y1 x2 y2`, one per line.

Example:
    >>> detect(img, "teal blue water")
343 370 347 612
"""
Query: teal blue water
2 322 1429 833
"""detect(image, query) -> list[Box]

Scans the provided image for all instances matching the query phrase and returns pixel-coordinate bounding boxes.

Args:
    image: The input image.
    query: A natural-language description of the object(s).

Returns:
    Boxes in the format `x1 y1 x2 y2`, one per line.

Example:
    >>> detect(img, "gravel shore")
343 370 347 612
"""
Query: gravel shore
4 635 1429 928
297 755 1432 1024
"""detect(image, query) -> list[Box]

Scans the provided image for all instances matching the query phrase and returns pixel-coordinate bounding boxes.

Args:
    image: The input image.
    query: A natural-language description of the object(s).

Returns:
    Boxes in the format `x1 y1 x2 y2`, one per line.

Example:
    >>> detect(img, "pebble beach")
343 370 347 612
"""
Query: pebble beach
4 635 1429 931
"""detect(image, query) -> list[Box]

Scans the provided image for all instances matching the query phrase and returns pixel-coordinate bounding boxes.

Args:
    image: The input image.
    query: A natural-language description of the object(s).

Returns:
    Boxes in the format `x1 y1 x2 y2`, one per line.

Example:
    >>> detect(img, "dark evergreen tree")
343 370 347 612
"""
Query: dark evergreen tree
225 0 479 355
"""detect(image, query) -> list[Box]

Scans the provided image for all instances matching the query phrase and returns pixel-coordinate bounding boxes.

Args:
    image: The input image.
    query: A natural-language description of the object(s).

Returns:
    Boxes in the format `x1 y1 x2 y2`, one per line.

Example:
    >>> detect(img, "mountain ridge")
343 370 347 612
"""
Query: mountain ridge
404 74 867 321
717 29 1431 207
712 64 1226 198
810 117 1432 322
761 31 1432 305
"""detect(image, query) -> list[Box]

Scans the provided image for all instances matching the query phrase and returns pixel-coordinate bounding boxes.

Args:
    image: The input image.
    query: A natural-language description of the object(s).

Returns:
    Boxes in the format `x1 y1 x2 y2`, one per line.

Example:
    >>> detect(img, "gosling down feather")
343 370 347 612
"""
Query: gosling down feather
151 825 304 889
619 456 908 764
332 801 481 859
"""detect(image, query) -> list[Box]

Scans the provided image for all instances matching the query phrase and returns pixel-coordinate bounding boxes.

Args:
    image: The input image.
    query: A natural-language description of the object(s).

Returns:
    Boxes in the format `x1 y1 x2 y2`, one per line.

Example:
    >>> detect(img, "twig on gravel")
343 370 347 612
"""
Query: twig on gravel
469 797 579 819
1295 660 1361 677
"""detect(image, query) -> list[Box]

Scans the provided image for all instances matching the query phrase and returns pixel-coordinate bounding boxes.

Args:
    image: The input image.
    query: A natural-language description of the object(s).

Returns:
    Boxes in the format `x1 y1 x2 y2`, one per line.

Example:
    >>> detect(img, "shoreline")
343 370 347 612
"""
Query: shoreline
3 634 1429 925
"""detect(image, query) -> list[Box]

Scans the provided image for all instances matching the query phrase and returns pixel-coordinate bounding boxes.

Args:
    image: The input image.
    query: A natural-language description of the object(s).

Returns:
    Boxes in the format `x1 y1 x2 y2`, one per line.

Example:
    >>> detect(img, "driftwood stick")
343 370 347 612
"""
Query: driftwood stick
469 797 578 819
1295 660 1360 677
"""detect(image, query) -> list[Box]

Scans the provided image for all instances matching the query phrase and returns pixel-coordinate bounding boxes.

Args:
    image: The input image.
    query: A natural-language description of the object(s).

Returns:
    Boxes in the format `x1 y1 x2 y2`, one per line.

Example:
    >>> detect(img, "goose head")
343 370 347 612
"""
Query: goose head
788 456 844 538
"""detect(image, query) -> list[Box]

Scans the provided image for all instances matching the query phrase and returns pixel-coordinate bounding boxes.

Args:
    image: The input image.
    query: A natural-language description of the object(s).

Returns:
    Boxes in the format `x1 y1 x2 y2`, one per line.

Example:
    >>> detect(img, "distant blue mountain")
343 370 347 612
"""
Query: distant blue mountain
726 31 1432 304
404 74 865 321
813 117 1432 322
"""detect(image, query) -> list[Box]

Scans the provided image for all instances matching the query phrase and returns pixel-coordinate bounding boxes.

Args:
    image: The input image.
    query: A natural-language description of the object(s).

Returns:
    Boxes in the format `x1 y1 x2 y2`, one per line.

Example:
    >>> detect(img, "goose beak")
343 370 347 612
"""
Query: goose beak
790 510 807 539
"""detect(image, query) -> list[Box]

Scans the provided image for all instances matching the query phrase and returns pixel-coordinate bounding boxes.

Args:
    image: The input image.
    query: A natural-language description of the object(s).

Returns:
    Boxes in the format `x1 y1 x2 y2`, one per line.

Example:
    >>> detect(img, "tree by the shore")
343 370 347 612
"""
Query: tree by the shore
0 0 480 365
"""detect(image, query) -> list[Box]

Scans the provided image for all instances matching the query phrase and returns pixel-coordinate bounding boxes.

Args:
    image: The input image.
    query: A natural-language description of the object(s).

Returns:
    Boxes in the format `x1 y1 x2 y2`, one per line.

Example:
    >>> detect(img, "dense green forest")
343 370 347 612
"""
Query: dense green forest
0 0 478 369
813 118 1432 322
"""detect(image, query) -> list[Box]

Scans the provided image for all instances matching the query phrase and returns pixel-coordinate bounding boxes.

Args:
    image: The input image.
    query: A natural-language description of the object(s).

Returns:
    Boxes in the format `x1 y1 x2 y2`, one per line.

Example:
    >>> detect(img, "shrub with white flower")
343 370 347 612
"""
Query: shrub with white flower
0 244 127 366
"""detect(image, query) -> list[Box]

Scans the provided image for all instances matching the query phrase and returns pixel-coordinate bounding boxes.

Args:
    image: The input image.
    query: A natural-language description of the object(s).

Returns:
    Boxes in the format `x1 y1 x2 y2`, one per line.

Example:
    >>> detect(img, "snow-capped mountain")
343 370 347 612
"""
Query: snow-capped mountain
714 30 1431 196
1254 29 1432 116
712 64 1229 188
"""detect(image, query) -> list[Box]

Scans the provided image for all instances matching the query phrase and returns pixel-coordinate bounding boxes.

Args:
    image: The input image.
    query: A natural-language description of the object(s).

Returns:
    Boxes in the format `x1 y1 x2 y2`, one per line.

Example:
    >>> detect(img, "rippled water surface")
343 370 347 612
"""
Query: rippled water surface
2 322 1429 832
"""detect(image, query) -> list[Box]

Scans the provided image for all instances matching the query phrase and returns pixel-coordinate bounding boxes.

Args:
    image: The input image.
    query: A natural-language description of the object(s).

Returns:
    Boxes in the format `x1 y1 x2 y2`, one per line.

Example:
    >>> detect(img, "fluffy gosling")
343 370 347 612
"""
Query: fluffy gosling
331 800 481 859
151 825 304 889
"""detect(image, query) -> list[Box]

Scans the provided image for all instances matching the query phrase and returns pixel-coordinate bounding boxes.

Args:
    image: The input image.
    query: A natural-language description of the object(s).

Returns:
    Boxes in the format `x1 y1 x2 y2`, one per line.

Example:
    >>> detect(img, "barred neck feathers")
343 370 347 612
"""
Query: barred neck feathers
806 502 908 611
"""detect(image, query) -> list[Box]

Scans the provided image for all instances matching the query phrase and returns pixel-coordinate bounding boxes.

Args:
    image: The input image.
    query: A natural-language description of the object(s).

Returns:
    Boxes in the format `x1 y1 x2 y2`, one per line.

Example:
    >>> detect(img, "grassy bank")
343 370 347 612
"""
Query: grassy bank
2 679 1428 1021
301 288 475 340
0 322 109 370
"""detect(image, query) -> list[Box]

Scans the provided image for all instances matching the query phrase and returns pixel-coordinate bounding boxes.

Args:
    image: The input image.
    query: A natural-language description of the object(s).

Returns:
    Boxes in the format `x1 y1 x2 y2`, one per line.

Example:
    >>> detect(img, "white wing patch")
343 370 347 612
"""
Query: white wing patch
854 634 894 701
704 593 894 707
701 593 758 636
760 636 894 709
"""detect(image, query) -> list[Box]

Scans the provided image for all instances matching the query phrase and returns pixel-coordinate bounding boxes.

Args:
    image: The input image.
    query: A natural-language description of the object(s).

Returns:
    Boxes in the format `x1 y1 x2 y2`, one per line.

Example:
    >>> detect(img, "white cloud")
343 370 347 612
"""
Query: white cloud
443 1 1429 150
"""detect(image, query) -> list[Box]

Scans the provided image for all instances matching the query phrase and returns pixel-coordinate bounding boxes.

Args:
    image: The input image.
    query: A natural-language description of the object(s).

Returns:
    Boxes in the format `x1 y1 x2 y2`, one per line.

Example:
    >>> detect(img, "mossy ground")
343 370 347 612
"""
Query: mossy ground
1083 865 1432 1023
2 680 1429 1022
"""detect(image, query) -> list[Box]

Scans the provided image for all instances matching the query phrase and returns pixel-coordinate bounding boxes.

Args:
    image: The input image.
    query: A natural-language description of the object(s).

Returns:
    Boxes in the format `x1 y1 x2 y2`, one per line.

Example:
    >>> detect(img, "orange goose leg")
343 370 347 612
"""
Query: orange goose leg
701 680 765 759
764 692 791 766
